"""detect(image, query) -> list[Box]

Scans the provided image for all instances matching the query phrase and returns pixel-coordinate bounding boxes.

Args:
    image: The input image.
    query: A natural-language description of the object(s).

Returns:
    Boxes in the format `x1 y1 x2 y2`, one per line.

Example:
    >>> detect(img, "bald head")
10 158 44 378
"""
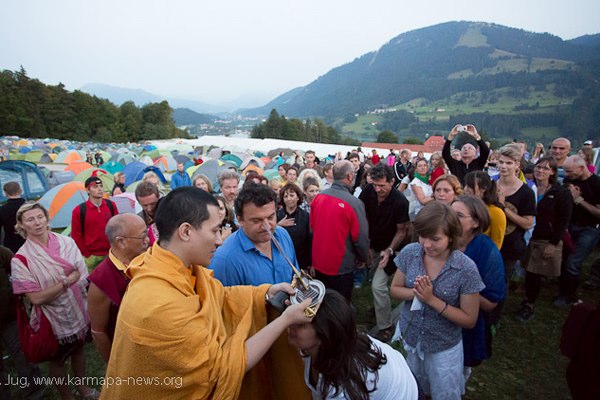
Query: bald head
105 214 149 263
563 155 588 181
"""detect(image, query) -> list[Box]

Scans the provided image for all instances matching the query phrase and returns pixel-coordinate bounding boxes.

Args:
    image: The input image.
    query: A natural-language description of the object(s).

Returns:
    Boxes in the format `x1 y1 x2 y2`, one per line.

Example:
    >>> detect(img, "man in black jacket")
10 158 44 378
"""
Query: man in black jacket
0 182 25 253
442 124 490 185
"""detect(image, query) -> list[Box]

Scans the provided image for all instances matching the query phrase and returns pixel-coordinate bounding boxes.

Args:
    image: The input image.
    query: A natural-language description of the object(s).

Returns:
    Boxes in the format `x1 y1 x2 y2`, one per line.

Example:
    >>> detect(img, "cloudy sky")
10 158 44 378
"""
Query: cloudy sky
2 0 598 106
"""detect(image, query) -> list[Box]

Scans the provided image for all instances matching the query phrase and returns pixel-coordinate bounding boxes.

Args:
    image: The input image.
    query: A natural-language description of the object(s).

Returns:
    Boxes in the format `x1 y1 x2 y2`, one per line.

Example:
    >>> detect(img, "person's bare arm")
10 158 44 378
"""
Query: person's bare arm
88 283 113 363
245 298 311 372
412 184 433 206
479 295 497 312
503 207 534 230
378 222 409 268
26 270 80 305
390 270 414 301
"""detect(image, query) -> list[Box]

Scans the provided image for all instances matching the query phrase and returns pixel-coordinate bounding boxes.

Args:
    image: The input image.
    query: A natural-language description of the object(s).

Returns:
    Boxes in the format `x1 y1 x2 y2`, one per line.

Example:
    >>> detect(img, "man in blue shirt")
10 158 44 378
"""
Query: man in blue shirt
210 183 296 286
171 163 192 190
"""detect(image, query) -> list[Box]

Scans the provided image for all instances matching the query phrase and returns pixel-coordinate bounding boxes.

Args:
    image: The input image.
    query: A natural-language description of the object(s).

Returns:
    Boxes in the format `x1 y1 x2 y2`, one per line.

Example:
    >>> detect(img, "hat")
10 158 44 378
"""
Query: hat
85 177 102 188
583 140 593 145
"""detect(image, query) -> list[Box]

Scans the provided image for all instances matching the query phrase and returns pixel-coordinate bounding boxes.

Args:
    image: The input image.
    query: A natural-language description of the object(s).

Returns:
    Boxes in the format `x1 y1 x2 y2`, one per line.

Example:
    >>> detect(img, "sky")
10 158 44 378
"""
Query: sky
1 0 599 106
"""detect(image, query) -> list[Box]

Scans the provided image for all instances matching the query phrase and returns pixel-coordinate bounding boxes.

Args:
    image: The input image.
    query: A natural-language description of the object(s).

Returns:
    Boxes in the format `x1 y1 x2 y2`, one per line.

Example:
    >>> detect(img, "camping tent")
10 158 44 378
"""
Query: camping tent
73 168 114 194
122 162 167 187
38 181 87 229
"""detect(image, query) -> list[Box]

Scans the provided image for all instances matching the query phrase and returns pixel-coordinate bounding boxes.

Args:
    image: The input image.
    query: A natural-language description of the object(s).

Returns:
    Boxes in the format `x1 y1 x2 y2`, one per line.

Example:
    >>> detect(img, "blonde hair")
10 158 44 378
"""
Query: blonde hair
497 143 522 162
15 202 50 238
429 151 446 169
432 174 463 196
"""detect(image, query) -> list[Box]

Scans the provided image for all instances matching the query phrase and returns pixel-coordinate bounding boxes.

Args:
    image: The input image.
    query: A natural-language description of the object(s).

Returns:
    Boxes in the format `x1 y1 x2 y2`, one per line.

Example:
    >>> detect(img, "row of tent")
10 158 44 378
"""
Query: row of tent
0 154 285 229
0 136 319 231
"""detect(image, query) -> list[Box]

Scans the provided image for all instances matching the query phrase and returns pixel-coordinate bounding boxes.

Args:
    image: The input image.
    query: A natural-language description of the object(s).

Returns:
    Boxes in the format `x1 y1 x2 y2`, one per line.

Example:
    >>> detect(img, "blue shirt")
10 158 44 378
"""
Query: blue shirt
209 226 296 286
462 234 505 365
171 171 192 189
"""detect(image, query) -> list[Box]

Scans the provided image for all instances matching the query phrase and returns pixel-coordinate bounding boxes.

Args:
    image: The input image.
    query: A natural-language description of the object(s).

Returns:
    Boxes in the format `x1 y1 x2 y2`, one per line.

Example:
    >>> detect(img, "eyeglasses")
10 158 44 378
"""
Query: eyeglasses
550 146 566 150
119 232 149 241
534 165 552 171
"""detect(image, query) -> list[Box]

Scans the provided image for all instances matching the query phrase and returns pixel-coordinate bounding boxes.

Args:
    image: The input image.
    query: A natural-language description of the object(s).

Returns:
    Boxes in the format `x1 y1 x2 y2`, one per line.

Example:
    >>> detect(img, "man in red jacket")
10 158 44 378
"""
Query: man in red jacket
71 177 117 260
310 160 369 301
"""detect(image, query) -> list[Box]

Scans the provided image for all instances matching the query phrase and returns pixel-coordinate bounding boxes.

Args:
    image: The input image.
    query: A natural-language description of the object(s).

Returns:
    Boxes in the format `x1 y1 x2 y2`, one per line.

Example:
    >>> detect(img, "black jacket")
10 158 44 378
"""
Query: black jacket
0 198 26 253
442 139 490 185
532 183 573 245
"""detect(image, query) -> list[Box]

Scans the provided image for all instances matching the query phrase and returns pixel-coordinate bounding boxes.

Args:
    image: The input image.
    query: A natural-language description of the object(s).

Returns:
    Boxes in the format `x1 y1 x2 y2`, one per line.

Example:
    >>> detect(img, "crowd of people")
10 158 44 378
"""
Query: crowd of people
0 126 598 399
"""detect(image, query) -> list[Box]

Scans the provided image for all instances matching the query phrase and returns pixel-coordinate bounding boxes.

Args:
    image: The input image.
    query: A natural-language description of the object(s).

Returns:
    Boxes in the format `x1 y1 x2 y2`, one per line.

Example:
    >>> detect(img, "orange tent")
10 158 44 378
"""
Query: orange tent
62 152 83 164
65 161 93 174
38 181 87 228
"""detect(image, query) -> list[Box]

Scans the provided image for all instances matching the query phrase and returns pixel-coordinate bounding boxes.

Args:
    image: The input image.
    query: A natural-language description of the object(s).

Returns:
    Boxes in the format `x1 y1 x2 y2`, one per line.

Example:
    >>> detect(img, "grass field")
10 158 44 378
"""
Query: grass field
7 250 599 399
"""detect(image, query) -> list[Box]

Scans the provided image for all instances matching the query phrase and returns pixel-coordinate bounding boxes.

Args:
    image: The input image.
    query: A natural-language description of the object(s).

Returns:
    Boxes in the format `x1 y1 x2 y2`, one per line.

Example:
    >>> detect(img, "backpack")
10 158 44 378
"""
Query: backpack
79 199 116 236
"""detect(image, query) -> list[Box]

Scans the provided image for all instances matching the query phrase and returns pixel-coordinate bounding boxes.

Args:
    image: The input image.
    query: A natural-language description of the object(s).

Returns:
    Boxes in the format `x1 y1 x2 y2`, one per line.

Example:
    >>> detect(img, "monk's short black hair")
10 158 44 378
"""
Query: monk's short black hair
155 187 218 244
234 182 277 219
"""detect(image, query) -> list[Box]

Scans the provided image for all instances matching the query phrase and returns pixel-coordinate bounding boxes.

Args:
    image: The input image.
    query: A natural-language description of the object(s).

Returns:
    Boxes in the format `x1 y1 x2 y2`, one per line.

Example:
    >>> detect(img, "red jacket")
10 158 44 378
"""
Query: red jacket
71 199 116 257
310 182 369 276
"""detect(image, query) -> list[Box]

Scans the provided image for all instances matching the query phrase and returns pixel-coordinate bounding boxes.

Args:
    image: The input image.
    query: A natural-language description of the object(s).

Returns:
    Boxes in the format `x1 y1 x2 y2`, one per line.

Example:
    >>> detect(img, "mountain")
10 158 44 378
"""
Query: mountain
172 108 217 126
243 21 600 119
80 83 227 113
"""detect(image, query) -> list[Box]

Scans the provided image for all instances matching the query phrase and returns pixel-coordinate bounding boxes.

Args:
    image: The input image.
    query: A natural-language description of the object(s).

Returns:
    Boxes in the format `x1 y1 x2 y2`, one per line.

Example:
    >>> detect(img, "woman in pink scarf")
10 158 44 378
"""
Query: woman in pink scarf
11 202 98 399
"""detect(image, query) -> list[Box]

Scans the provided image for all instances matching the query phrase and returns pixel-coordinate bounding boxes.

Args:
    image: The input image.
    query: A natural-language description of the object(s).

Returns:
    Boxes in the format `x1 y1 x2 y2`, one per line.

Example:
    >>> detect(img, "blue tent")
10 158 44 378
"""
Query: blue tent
122 162 166 187
0 161 49 202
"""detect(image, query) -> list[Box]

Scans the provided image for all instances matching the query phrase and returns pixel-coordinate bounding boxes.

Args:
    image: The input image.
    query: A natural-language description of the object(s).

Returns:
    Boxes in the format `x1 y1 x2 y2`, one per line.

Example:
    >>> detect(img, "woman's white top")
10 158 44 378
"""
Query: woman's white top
302 337 418 400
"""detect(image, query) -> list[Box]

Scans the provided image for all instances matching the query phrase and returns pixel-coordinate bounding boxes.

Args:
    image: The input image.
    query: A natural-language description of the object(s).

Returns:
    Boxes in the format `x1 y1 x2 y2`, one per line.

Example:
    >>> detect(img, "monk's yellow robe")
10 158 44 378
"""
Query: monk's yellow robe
101 244 310 400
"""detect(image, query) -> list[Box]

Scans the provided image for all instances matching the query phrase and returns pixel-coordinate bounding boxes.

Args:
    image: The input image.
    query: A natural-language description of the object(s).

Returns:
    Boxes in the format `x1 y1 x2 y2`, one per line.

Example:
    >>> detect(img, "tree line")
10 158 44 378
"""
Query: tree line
0 68 190 143
251 109 360 146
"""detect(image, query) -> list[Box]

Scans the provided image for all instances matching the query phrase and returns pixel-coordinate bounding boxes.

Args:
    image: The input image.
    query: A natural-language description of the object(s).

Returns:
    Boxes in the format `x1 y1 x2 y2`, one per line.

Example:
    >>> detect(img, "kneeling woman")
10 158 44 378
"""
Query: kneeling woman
288 290 418 400
391 201 484 399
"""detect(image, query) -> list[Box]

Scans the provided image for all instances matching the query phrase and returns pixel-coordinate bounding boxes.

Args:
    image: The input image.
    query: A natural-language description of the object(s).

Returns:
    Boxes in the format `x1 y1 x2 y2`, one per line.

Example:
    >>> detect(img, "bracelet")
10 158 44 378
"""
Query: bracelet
387 247 394 256
439 302 449 315
574 196 584 205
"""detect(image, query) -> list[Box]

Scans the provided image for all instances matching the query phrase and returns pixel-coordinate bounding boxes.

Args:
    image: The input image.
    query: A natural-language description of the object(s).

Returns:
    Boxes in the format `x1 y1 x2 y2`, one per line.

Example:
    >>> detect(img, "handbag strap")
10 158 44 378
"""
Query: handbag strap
13 254 28 269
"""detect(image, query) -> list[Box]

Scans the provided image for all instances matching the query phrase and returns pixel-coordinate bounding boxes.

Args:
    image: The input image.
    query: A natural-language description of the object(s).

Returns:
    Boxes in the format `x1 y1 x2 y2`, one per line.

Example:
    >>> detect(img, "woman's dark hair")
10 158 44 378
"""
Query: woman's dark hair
413 201 463 251
534 155 559 185
312 290 387 400
279 182 303 208
214 194 235 227
464 170 503 209
155 187 218 244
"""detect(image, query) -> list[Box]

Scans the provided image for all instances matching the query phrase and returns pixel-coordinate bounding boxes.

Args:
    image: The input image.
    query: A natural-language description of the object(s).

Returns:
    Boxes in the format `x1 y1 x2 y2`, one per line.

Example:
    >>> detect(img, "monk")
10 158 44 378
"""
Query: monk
101 187 312 399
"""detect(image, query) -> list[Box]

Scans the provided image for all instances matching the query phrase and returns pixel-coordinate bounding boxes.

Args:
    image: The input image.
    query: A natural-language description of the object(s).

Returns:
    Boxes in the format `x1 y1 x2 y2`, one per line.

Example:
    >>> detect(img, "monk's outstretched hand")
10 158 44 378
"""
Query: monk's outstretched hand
268 282 295 298
282 298 313 325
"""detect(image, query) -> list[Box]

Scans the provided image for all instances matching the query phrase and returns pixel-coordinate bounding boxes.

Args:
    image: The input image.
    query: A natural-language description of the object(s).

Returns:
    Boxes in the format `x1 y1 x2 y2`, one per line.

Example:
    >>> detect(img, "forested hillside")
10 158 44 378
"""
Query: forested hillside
251 109 359 146
0 68 189 143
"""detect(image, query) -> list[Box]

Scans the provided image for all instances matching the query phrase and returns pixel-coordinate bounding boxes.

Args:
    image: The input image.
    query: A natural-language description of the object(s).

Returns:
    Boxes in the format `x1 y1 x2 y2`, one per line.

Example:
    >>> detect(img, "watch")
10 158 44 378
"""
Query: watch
387 247 395 256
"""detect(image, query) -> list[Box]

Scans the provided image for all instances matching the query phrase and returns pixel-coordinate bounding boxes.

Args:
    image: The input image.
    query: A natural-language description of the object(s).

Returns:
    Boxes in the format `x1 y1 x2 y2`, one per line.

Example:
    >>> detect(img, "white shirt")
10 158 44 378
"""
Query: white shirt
410 178 433 217
302 337 418 400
